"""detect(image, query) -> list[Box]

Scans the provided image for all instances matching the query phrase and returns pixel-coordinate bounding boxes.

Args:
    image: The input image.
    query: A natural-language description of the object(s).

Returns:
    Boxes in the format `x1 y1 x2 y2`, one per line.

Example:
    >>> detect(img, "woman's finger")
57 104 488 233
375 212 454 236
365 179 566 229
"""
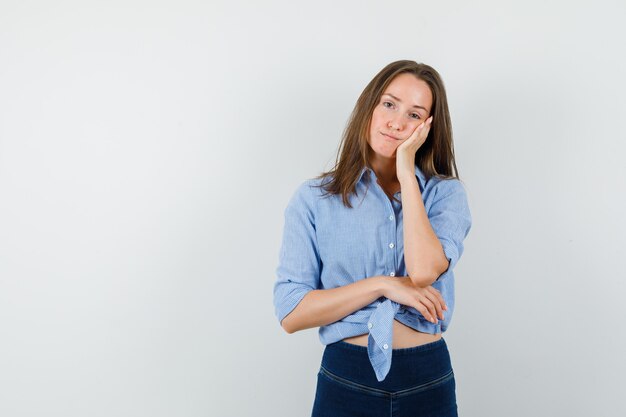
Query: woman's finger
426 286 447 311
423 290 444 320
418 296 437 324
414 303 435 323
407 120 426 143
416 116 432 143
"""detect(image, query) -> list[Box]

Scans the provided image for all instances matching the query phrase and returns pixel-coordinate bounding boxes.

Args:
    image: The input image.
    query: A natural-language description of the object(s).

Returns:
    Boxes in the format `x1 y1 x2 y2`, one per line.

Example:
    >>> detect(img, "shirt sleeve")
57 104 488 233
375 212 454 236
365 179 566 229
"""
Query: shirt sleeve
273 181 322 325
428 179 472 281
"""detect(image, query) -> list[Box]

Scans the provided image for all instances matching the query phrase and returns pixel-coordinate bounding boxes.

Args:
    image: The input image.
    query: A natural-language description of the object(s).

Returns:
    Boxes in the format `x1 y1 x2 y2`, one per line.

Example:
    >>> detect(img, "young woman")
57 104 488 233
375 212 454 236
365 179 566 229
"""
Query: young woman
273 60 472 417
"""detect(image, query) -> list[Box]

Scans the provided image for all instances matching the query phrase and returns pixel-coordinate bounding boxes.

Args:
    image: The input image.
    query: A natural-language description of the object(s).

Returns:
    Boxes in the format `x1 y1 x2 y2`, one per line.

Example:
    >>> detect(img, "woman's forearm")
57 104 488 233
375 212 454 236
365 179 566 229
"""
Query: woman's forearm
399 174 448 287
281 276 385 334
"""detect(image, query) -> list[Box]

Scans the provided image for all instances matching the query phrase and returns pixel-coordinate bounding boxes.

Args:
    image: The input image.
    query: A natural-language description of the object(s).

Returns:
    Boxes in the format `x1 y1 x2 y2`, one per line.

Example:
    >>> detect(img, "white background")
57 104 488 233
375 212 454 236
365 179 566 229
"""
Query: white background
1 1 625 416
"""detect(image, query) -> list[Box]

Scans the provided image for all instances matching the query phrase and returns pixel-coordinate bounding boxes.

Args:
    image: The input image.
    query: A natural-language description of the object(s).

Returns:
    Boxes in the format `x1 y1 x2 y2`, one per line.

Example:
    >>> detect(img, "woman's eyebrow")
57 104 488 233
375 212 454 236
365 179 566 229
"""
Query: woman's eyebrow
383 93 427 111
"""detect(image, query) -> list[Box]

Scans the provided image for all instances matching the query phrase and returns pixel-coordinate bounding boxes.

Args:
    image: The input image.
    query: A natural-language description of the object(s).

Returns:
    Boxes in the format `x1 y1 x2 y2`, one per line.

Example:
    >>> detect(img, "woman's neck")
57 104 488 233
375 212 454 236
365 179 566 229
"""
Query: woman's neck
369 155 397 184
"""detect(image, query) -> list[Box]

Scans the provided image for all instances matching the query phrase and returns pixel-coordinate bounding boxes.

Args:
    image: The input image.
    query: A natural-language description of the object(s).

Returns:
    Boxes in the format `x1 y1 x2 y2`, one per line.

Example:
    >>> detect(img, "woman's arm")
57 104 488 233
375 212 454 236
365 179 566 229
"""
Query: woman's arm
281 275 386 333
399 174 449 287
281 275 446 333
395 117 448 287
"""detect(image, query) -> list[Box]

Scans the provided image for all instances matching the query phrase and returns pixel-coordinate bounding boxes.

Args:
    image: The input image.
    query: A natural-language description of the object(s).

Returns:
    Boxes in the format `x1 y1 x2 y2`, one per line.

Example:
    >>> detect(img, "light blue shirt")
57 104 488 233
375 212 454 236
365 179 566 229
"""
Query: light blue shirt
273 164 472 381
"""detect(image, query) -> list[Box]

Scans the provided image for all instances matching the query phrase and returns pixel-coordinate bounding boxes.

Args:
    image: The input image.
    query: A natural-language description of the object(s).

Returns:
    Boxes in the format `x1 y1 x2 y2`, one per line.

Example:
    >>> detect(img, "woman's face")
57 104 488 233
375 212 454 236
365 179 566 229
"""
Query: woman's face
368 73 433 160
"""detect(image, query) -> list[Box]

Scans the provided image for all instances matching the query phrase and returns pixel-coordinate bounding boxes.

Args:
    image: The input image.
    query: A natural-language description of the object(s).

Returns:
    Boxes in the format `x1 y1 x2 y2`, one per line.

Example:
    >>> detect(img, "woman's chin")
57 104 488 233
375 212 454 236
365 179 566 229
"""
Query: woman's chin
369 145 397 161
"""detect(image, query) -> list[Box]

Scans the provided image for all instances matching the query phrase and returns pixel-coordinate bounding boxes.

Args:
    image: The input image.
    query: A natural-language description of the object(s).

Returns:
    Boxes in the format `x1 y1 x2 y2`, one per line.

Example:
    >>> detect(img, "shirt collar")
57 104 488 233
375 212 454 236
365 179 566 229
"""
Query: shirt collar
358 164 427 188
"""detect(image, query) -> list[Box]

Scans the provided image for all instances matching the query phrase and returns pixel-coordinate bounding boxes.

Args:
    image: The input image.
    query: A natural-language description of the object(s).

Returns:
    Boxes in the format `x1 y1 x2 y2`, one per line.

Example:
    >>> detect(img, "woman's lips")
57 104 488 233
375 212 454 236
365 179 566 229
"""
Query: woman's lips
382 132 401 141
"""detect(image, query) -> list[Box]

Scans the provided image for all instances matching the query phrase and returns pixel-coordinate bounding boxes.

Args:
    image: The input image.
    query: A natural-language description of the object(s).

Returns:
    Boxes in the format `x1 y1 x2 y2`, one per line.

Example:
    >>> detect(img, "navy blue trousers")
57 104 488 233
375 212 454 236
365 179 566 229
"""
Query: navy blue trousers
311 338 458 417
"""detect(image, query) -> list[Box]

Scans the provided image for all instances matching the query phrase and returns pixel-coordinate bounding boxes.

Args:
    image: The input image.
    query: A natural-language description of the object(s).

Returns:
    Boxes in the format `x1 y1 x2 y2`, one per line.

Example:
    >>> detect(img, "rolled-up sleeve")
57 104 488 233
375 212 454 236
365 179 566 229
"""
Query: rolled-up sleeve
273 181 322 325
428 179 472 281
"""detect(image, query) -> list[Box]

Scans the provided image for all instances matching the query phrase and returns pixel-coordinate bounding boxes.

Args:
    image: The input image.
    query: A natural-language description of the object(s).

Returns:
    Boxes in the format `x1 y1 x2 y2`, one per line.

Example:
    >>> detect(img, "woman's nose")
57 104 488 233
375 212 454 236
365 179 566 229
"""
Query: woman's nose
388 117 403 131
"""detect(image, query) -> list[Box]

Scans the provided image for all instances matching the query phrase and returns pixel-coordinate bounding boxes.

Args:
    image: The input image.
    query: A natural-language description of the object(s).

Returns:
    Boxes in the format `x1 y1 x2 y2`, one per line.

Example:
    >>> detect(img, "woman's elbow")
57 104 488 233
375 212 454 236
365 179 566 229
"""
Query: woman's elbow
280 313 299 334
407 268 439 288
407 258 449 287
281 322 296 334
408 273 429 288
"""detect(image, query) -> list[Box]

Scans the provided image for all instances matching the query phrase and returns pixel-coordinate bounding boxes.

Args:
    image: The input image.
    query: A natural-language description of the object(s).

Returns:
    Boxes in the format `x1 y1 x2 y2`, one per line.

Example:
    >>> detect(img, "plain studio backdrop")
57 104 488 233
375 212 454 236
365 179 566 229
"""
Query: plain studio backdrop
1 1 625 416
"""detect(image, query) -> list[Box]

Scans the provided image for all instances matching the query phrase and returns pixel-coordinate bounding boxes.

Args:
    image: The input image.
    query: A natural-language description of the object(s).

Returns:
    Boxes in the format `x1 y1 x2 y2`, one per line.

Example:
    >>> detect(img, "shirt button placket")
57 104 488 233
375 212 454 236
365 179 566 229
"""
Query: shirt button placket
386 207 397 293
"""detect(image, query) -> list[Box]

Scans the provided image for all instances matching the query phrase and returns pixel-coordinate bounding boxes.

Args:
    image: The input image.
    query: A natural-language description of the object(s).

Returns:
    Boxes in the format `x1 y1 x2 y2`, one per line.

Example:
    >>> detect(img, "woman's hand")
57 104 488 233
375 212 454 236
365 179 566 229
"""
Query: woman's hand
381 275 447 324
395 116 433 180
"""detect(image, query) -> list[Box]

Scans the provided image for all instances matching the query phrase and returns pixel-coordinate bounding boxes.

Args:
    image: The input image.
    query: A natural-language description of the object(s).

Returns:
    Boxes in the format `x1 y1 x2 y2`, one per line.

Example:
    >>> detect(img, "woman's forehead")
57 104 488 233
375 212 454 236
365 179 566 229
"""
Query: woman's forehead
383 74 432 111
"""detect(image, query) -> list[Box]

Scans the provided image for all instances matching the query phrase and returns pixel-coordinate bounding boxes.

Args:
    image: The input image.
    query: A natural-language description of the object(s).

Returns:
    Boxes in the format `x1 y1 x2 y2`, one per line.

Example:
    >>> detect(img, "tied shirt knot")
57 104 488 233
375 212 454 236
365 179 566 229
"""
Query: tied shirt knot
367 298 400 381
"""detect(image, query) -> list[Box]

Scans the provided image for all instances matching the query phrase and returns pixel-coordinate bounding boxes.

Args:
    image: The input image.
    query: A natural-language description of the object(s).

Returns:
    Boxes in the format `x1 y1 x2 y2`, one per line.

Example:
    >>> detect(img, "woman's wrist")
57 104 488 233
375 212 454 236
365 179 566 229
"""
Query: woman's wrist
398 173 418 187
369 275 388 298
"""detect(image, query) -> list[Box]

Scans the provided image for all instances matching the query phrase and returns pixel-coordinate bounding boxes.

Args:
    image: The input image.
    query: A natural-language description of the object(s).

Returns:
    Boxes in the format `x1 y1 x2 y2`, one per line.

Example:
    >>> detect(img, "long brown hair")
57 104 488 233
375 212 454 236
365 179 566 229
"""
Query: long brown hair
313 60 460 208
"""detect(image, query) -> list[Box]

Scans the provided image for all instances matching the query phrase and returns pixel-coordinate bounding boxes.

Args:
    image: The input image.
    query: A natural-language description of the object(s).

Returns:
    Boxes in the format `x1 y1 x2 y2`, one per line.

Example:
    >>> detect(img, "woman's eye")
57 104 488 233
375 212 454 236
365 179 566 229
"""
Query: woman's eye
410 113 420 119
382 101 393 108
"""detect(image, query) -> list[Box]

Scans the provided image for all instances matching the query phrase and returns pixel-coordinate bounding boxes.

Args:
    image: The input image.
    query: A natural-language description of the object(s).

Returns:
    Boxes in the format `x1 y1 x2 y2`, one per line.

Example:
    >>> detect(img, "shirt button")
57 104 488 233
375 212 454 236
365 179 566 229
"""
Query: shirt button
368 322 373 329
389 243 395 249
389 272 395 277
383 344 389 350
389 215 394 221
